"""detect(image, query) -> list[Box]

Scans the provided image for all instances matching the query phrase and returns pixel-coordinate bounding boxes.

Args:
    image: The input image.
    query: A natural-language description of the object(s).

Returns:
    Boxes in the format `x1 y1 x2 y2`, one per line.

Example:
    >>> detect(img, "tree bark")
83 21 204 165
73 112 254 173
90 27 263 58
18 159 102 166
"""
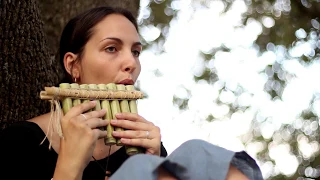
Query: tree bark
0 0 60 129
0 0 140 130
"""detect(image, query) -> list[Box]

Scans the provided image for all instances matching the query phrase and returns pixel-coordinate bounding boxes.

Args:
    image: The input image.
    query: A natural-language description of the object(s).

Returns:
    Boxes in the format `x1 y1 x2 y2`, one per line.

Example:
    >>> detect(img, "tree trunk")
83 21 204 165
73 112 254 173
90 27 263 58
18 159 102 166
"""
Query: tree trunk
0 0 140 130
0 0 60 129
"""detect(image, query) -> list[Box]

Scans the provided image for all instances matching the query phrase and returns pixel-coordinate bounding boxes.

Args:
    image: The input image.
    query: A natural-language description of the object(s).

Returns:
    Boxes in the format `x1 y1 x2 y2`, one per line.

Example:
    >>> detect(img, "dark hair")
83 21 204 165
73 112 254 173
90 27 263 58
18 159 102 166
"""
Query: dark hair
58 6 138 83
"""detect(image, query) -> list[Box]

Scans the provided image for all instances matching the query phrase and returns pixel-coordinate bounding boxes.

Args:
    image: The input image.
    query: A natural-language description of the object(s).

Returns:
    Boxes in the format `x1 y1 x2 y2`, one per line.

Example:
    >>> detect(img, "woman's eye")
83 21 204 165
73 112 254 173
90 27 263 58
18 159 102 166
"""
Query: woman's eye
132 50 140 57
105 47 116 52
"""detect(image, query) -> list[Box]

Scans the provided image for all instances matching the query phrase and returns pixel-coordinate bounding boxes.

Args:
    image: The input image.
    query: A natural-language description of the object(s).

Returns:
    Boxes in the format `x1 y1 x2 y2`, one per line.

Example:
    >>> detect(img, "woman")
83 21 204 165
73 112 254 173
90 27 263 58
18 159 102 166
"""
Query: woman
0 6 262 180
0 6 166 180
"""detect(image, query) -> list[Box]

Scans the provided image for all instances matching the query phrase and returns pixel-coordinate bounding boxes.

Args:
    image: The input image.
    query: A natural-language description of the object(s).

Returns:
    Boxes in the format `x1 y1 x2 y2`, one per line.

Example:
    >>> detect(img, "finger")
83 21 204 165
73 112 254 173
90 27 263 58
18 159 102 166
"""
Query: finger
64 101 97 119
80 109 106 120
92 129 108 139
110 119 149 131
119 138 152 148
112 130 152 139
84 118 108 129
115 113 152 124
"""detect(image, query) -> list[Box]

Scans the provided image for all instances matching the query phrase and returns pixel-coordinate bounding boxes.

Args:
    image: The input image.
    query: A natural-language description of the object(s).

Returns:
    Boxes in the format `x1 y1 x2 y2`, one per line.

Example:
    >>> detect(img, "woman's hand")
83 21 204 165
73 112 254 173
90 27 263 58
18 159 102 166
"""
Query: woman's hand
110 113 161 156
54 101 108 179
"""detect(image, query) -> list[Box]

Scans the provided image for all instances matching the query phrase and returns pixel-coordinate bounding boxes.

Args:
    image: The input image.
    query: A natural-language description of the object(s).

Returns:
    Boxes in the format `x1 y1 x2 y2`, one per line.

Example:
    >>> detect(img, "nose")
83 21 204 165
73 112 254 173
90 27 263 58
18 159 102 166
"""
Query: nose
122 50 137 73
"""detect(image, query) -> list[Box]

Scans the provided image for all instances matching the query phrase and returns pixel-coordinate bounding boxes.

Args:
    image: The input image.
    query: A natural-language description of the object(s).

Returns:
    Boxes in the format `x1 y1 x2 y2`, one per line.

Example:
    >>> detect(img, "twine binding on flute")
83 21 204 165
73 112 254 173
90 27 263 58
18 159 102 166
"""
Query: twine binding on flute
41 88 64 149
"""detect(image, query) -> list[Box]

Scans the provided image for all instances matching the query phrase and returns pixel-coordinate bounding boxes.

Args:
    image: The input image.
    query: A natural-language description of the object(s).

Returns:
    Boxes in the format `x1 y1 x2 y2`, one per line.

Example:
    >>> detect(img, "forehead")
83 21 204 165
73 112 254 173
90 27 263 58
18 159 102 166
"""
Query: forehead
91 14 139 42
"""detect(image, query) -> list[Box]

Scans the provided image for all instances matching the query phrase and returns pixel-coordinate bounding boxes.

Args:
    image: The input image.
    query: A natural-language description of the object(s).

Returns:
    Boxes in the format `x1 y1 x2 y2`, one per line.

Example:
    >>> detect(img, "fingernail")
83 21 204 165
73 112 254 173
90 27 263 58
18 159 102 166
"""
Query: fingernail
112 131 119 136
90 101 96 105
111 120 117 124
100 109 106 113
115 113 122 118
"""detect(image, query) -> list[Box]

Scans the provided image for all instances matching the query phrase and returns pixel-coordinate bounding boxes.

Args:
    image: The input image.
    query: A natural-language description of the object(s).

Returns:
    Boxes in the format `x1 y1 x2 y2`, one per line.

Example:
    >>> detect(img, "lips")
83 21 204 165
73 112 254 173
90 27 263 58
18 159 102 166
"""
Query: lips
118 79 134 85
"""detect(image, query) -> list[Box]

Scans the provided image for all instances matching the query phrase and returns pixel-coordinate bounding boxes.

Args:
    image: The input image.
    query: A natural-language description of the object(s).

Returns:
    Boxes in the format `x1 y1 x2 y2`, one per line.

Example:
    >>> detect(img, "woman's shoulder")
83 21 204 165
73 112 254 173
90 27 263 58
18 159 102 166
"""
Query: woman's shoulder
0 121 45 144
0 121 57 180
1 120 43 133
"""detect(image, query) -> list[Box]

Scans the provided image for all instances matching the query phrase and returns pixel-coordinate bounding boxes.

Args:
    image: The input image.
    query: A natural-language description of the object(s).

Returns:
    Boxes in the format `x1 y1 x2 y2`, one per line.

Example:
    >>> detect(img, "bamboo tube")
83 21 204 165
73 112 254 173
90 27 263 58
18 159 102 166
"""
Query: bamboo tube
70 83 81 107
117 84 143 155
88 84 104 131
116 84 130 113
126 85 138 114
79 84 90 104
106 83 123 146
88 84 102 110
97 84 116 145
126 85 144 154
59 83 72 114
79 84 93 116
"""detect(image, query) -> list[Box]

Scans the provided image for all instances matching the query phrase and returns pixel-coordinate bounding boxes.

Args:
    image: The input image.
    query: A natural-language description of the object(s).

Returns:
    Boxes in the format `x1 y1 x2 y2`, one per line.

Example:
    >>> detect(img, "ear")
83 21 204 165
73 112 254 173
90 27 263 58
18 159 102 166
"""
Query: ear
63 52 80 78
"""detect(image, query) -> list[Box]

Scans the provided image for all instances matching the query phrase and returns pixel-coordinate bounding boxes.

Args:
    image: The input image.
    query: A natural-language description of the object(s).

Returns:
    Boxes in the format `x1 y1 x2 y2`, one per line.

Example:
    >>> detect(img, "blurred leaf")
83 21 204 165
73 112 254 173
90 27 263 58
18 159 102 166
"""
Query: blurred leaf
172 95 189 110
206 114 215 122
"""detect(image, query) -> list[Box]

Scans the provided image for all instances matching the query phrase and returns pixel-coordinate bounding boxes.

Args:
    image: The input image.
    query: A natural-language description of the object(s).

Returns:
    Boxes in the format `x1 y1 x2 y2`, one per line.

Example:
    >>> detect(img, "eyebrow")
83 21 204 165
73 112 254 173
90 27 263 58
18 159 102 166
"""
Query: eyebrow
100 37 142 46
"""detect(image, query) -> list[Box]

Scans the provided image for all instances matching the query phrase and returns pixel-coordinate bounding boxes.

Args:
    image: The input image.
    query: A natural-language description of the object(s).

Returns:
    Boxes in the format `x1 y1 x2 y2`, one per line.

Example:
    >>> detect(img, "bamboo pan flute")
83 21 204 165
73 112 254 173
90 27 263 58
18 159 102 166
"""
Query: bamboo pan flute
40 83 145 156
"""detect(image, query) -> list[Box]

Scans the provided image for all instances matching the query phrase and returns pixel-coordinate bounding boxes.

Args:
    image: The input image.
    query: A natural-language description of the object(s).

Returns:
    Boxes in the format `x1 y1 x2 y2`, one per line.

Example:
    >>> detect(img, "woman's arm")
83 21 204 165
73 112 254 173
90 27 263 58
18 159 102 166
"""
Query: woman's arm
52 154 84 180
52 101 108 180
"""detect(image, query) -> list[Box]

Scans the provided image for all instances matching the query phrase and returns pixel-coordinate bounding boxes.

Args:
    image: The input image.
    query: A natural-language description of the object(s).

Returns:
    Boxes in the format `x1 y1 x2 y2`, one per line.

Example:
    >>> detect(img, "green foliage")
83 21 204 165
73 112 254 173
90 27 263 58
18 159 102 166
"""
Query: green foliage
146 0 320 179
139 0 176 52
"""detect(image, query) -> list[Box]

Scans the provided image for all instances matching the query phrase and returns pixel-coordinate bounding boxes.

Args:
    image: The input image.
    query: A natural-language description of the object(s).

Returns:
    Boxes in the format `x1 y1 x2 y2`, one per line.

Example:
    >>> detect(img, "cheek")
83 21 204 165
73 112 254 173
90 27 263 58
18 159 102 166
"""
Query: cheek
81 58 116 83
82 52 108 72
92 63 116 79
134 62 141 80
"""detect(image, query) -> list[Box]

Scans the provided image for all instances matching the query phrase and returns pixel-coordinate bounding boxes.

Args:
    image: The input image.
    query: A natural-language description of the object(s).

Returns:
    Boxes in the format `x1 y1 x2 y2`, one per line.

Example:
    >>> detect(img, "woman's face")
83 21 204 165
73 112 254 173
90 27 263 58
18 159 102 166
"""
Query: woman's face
72 14 141 85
